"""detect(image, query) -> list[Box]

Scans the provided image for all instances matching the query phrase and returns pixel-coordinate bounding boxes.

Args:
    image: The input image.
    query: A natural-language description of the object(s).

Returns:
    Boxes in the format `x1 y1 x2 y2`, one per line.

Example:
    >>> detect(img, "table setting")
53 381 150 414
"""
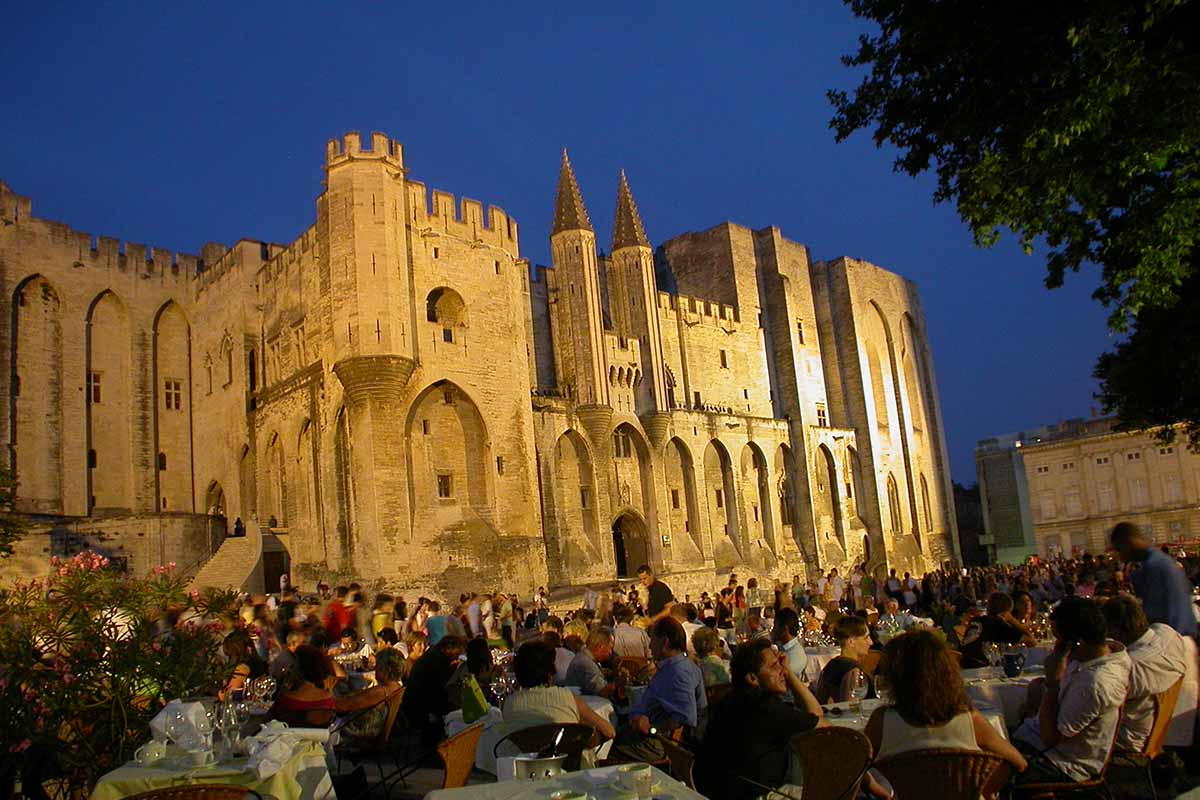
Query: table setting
92 678 335 800
425 762 705 799
961 646 1043 728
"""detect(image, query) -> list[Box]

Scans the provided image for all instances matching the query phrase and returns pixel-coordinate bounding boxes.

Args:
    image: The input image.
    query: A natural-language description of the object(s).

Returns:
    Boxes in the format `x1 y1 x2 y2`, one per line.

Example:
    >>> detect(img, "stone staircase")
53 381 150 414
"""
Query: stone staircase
189 521 263 593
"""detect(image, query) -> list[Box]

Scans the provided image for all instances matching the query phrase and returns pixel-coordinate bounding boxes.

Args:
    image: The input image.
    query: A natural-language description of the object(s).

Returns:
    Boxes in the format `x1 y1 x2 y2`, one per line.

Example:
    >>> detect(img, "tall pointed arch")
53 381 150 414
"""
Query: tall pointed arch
85 289 133 511
10 275 64 512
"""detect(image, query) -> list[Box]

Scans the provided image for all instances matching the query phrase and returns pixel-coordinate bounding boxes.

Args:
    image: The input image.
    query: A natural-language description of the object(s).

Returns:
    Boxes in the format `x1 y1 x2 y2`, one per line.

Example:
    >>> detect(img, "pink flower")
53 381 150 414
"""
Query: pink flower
62 673 75 685
151 642 162 652
167 561 177 571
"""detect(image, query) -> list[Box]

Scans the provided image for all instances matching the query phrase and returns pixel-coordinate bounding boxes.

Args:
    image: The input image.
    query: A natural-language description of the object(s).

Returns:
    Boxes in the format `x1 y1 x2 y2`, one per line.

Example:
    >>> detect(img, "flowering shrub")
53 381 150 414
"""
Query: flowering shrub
0 552 240 796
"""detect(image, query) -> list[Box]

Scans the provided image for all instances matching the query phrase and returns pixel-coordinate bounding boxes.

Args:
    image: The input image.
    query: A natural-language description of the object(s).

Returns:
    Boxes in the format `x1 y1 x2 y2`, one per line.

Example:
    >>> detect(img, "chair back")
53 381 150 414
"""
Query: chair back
126 787 262 800
947 649 963 668
859 650 882 678
271 705 337 729
437 722 484 789
618 656 649 678
789 726 872 800
706 682 733 707
659 736 696 789
493 722 595 771
1144 675 1184 760
874 748 1008 800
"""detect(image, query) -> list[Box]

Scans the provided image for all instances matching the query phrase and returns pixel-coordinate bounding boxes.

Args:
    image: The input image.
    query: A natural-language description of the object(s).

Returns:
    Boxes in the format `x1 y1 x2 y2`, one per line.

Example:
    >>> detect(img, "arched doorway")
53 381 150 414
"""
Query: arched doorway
205 481 226 517
611 511 649 579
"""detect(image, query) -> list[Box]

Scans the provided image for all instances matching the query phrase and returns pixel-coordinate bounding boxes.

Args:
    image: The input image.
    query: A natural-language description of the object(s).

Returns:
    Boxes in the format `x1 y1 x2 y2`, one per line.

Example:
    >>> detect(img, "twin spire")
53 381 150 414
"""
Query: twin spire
552 150 650 251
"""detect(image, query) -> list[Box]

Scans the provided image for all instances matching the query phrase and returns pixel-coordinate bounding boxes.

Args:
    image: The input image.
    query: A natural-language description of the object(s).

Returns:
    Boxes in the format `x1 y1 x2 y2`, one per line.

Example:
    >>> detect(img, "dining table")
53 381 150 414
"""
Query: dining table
425 763 704 799
91 739 334 800
962 666 1040 728
822 697 1011 741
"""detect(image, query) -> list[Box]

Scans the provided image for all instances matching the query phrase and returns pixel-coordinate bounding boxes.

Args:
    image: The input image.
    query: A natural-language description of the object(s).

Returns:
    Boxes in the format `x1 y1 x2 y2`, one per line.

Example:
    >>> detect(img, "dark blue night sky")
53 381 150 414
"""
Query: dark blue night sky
0 2 1113 483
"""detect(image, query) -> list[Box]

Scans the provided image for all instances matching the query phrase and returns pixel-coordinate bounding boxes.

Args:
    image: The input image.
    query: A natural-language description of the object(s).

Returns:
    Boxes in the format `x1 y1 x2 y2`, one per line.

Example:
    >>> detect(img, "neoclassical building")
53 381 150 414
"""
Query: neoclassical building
0 131 959 596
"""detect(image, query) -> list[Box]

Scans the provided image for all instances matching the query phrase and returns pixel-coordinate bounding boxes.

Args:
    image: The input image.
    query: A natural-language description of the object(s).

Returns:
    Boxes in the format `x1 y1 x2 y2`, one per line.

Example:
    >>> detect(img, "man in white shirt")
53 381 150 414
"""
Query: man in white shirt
1014 597 1131 784
815 573 828 600
465 593 484 638
829 568 845 607
1102 594 1188 753
772 607 809 681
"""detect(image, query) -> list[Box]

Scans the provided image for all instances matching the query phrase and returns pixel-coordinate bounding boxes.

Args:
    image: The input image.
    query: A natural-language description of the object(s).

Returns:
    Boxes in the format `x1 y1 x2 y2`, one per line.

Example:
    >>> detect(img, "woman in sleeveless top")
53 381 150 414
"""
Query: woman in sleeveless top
865 629 1026 772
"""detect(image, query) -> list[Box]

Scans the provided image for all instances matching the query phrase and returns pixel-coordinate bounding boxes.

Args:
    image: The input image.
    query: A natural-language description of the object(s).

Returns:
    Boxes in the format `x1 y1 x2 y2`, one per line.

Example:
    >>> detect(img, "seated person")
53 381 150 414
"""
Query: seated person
866 629 1026 772
220 629 268 701
270 645 337 725
374 627 399 653
612 603 653 659
771 607 808 683
328 626 373 667
961 592 1035 668
447 637 499 708
628 618 706 734
814 615 873 704
1013 597 1131 784
1102 594 1188 753
565 628 620 699
490 640 615 763
336 649 404 741
401 635 466 743
696 638 826 800
692 627 730 688
874 598 915 634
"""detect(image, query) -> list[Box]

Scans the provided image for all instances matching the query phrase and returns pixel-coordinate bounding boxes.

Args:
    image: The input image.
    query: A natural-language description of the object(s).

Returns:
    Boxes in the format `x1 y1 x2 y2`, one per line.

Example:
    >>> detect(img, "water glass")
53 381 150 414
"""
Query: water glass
848 671 869 720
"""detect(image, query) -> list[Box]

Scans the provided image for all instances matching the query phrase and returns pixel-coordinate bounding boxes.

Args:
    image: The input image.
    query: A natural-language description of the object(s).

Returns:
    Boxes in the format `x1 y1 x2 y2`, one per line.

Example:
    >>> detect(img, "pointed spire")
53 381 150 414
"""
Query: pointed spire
552 149 593 235
612 169 650 250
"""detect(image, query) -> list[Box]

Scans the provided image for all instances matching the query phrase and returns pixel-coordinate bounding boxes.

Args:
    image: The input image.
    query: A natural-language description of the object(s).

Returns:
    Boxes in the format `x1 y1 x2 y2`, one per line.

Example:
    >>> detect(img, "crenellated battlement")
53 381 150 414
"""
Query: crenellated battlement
1 180 197 284
325 131 404 169
656 290 742 328
406 180 519 255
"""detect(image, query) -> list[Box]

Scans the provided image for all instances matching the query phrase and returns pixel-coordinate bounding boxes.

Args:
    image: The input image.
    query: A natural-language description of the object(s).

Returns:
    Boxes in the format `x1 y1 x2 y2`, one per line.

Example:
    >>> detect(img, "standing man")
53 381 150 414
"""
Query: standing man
498 592 515 648
638 564 675 622
1111 522 1198 637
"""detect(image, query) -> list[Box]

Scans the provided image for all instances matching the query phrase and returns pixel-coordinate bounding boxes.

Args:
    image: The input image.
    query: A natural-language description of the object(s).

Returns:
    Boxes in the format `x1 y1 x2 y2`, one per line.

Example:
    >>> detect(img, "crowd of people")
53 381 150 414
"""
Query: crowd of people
206 520 1199 798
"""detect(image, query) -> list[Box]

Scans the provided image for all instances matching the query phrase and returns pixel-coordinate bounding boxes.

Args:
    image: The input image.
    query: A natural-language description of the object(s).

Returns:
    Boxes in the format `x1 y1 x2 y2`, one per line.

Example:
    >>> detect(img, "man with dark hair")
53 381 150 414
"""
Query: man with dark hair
637 564 674 621
629 618 704 732
697 638 825 800
1111 521 1198 636
1013 598 1130 784
1102 594 1188 753
772 606 808 682
402 634 467 742
961 592 1036 668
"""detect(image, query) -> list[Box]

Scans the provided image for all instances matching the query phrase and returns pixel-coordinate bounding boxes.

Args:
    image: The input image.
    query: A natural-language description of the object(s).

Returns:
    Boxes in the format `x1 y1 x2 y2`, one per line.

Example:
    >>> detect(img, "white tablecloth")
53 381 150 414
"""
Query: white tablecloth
426 763 704 799
804 648 838 680
92 740 333 800
446 696 616 774
962 668 1034 728
1022 643 1054 668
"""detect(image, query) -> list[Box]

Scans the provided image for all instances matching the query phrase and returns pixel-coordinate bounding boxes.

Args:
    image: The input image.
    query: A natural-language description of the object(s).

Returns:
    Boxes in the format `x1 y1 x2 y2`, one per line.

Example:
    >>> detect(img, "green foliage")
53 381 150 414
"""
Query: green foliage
0 464 27 557
1094 274 1200 448
829 0 1200 329
0 553 240 795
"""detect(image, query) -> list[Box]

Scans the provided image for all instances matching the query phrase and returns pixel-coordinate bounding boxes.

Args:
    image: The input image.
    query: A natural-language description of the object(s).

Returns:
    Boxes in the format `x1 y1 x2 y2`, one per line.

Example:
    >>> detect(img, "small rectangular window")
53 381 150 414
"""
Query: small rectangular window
496 456 504 475
693 391 701 407
432 247 439 259
580 487 590 508
422 419 430 435
494 260 501 274
88 449 97 468
753 505 759 522
442 327 454 343
88 372 102 404
437 473 452 499
157 452 167 471
797 320 805 344
719 350 728 369
1128 452 1141 461
671 489 680 509
1095 456 1110 465
816 404 828 428
1035 465 1050 474
443 388 454 405
715 489 724 508
1159 446 1174 455
163 380 182 411
1062 461 1076 471
743 388 749 399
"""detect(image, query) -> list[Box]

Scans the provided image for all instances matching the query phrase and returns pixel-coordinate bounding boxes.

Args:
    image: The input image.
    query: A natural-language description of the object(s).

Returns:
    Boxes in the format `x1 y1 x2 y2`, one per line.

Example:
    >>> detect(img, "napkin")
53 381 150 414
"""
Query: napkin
149 700 210 748
244 722 330 779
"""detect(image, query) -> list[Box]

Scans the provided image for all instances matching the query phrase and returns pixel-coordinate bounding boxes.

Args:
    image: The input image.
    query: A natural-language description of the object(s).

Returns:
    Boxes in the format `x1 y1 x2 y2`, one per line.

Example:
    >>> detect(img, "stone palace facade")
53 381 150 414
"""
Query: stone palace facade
0 131 959 596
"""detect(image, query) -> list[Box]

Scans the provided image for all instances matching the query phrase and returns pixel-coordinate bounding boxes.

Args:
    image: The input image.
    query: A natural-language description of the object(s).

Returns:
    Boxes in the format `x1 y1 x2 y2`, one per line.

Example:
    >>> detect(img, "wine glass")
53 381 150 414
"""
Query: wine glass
983 642 1002 679
848 670 869 721
874 675 892 706
219 701 242 754
164 708 187 750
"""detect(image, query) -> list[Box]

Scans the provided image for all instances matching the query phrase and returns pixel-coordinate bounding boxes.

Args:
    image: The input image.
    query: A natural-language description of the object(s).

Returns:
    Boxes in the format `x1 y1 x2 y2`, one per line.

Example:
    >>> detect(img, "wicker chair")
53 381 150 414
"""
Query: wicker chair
1116 675 1184 800
789 726 872 800
659 736 696 789
125 787 262 800
492 723 596 771
874 748 1010 800
436 722 484 789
